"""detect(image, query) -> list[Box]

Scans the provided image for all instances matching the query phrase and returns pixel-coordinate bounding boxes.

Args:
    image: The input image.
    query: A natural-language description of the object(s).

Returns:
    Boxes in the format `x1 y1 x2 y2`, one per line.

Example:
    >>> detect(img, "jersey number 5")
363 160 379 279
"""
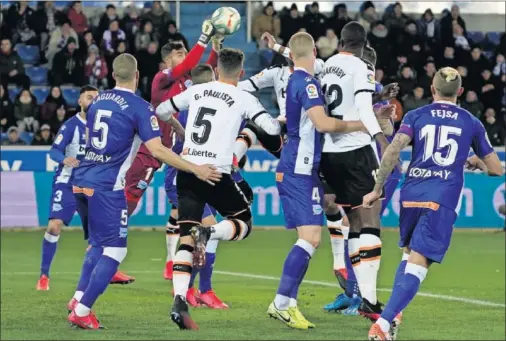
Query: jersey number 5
420 124 462 166
91 109 112 150
192 107 216 145
322 84 343 119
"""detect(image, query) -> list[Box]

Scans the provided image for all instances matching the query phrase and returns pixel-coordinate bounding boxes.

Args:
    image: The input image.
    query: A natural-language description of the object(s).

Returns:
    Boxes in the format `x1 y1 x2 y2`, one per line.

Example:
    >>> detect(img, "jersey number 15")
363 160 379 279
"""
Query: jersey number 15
420 124 462 166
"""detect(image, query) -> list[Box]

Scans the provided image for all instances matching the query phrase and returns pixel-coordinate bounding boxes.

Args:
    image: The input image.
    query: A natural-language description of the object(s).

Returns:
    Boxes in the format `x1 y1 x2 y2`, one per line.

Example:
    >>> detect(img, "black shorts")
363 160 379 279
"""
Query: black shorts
176 171 250 229
319 172 335 195
321 145 381 208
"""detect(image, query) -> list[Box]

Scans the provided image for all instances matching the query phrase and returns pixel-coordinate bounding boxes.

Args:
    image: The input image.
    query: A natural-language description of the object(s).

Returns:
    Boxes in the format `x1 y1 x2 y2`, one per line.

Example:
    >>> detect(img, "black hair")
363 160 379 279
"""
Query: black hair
106 4 115 10
341 21 367 49
191 64 214 85
218 48 245 76
80 85 99 94
161 42 185 60
362 45 377 66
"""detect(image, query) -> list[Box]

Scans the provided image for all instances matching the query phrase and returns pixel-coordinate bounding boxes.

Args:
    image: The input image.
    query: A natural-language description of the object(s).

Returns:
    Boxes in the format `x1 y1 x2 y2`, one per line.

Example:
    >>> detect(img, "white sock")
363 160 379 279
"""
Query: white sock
165 221 180 262
44 232 60 243
328 220 347 270
405 263 428 283
173 249 193 298
357 232 382 305
75 303 91 317
348 234 361 281
206 239 219 253
288 298 297 308
377 317 390 332
73 291 84 301
274 294 290 310
234 128 257 160
210 220 249 241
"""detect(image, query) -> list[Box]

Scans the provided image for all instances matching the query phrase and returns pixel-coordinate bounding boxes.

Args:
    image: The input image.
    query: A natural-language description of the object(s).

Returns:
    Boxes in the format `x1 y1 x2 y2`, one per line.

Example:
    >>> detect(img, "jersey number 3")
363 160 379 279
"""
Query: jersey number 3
192 107 216 145
420 124 462 166
91 109 112 150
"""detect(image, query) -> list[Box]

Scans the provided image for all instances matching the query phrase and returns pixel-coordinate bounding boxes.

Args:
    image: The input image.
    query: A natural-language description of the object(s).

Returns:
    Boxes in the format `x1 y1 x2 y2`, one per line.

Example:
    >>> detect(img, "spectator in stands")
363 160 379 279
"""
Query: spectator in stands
327 3 352 39
33 1 66 54
40 85 66 124
483 108 505 146
137 41 159 101
438 46 458 68
14 89 39 132
102 19 126 56
84 44 108 89
356 1 377 32
461 90 483 118
279 4 303 46
303 2 327 41
142 1 171 39
440 4 467 49
452 22 470 53
467 46 492 84
31 123 53 145
384 2 411 39
98 4 120 39
253 2 281 47
49 104 67 135
6 1 37 45
51 37 84 86
122 5 141 49
135 20 158 52
78 30 95 58
0 85 15 133
493 54 506 77
397 65 417 100
46 20 79 68
417 59 436 96
497 33 506 58
106 40 127 86
2 126 26 146
161 21 188 50
479 69 501 111
416 9 440 54
0 38 31 90
395 20 425 70
368 21 391 72
403 86 430 112
457 65 472 95
375 68 385 84
67 1 88 35
316 28 338 60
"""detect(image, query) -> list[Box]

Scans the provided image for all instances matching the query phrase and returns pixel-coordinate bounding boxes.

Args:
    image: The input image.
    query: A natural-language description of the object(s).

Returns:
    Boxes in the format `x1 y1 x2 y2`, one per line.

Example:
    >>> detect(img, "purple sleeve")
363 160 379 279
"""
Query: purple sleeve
472 119 494 158
300 79 325 111
397 110 415 138
51 123 73 154
136 103 162 143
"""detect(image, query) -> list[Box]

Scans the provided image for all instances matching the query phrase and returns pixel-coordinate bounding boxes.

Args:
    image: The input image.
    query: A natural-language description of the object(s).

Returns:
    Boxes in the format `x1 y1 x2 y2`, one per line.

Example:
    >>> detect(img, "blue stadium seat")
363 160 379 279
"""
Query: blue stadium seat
15 44 40 65
62 87 80 107
7 86 21 102
25 66 48 86
486 31 501 46
483 50 495 60
30 86 50 104
467 31 485 44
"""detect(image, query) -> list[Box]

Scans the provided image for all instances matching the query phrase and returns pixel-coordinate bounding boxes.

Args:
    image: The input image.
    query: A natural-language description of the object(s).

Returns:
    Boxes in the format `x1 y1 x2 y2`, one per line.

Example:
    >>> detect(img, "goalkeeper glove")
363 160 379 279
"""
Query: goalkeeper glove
199 19 216 45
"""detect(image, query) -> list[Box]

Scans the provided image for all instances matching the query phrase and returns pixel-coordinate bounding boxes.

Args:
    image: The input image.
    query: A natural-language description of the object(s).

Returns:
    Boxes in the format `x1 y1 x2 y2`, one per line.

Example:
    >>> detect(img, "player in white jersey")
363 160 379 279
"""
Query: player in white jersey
319 21 391 319
156 48 281 330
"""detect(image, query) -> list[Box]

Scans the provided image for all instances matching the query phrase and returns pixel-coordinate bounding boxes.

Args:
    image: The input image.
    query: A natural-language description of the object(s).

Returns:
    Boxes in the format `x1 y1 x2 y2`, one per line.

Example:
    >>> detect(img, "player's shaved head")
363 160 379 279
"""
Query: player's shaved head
341 21 367 49
191 64 214 85
218 48 244 79
432 67 462 98
363 45 377 66
112 53 137 83
288 32 315 59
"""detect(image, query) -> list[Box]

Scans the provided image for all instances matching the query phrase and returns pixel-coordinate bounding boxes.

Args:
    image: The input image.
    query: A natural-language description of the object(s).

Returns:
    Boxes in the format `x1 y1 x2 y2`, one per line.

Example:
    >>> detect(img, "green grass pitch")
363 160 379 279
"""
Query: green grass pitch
1 229 505 340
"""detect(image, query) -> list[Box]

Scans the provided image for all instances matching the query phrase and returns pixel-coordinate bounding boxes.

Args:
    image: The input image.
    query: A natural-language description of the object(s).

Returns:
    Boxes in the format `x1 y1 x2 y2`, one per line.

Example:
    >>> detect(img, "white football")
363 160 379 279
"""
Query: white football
211 7 241 36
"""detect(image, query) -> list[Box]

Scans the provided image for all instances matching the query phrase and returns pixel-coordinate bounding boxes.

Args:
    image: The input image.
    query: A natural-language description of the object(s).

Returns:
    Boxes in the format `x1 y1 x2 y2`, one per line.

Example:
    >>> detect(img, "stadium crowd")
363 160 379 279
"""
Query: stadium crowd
1 1 505 146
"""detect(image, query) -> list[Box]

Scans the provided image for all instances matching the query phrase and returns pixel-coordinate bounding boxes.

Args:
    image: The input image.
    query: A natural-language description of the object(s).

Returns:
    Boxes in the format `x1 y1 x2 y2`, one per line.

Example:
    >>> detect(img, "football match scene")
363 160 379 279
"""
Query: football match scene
0 0 505 340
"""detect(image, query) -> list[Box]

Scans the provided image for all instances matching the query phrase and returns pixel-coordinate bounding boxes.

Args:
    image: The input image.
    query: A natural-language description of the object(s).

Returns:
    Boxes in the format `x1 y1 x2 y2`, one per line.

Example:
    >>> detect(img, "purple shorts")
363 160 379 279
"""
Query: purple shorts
48 183 76 226
381 176 401 215
277 172 324 229
399 202 456 263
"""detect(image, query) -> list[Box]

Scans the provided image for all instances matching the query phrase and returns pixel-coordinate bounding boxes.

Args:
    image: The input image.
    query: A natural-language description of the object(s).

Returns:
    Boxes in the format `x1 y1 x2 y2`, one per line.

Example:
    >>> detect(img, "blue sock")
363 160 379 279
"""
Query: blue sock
393 259 408 286
290 261 309 301
199 252 215 293
40 232 60 277
76 246 103 293
189 267 199 289
344 240 360 297
381 264 425 323
80 255 120 309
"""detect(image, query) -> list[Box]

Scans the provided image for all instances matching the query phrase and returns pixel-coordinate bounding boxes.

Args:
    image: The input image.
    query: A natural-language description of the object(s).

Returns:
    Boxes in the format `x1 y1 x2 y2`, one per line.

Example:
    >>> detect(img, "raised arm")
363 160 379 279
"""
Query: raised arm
245 95 280 135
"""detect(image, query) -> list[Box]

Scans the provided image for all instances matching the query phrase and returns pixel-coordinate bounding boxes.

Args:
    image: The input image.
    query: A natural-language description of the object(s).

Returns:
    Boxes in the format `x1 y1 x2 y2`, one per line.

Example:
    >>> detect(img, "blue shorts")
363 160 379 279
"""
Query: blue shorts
381 176 401 215
276 172 324 229
74 187 128 248
165 167 216 218
48 183 76 226
399 202 456 263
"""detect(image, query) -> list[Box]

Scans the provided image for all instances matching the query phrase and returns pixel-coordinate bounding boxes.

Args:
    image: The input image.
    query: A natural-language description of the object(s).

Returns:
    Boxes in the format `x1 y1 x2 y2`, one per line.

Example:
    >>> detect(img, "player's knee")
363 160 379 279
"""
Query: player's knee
297 226 321 249
47 219 63 235
228 209 253 240
103 247 128 263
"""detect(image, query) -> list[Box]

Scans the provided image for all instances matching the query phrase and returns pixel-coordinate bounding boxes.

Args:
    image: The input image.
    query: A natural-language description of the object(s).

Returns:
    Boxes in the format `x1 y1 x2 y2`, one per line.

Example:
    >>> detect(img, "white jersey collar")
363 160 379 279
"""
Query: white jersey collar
76 113 86 124
114 86 135 93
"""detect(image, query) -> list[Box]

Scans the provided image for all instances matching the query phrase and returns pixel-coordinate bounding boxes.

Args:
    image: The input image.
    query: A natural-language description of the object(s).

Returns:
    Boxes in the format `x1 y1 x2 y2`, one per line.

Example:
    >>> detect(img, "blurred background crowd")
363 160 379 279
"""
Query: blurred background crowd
1 1 504 147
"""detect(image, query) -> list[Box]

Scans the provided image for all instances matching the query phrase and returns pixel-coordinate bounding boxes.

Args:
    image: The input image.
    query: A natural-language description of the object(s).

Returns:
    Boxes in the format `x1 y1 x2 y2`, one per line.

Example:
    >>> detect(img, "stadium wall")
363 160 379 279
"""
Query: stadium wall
1 147 504 229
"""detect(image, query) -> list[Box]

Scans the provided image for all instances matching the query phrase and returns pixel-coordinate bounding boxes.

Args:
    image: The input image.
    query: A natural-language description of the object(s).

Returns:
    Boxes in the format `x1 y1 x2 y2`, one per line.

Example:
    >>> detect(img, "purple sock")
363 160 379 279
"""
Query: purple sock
76 246 103 292
381 270 421 323
40 233 59 277
393 260 407 286
277 244 311 298
289 261 309 300
189 266 199 289
344 240 360 297
199 252 215 293
231 171 243 182
80 255 120 309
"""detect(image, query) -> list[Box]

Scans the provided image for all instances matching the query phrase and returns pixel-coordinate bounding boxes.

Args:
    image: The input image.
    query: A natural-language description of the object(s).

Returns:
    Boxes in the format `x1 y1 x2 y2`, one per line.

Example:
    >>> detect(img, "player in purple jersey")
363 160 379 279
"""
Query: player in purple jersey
268 32 375 330
364 67 503 340
66 54 221 330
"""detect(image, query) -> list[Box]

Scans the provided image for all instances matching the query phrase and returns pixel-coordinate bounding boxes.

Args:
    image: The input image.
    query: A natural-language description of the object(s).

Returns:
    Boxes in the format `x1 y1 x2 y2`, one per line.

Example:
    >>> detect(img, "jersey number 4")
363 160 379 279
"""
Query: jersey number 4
91 109 112 150
192 107 216 145
420 124 462 166
322 84 343 119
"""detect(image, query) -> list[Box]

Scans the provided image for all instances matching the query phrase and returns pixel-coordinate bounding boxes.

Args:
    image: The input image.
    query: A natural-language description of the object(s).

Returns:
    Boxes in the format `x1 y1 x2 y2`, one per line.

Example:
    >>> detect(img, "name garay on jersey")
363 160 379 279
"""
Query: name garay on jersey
194 89 235 107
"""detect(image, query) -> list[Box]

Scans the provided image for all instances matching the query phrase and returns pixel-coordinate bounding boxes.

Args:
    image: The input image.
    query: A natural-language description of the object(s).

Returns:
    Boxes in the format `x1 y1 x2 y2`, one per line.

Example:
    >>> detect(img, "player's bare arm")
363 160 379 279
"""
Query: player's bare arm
144 137 222 185
250 111 281 135
363 133 411 208
167 116 185 141
307 106 361 133
466 153 503 176
372 82 399 103
261 32 287 56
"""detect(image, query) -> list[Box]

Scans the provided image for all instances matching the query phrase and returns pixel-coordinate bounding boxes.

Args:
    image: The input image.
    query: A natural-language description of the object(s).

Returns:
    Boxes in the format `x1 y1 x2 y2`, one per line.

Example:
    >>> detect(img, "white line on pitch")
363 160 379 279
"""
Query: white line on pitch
2 269 504 308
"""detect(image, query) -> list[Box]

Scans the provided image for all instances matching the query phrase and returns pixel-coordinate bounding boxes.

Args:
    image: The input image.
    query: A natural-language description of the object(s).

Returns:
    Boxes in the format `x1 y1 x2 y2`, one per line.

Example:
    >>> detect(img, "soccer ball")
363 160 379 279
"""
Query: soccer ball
211 7 241 36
